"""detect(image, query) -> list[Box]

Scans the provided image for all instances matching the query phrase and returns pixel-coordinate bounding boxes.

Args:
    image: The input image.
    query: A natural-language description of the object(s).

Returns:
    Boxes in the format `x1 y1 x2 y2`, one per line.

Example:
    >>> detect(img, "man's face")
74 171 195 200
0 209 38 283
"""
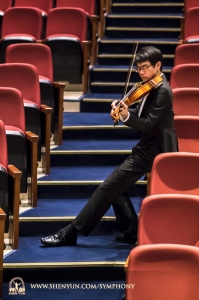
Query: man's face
135 60 161 82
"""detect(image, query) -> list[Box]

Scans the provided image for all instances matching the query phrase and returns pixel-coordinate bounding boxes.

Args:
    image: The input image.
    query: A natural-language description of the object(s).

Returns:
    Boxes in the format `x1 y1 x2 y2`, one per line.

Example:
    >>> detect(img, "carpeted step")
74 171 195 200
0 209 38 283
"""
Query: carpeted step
89 65 171 82
37 166 146 182
4 235 133 264
52 139 136 151
98 38 180 59
105 13 182 28
50 152 130 166
80 93 122 112
98 53 174 66
37 183 146 200
111 2 184 14
19 197 142 218
50 138 140 166
62 112 139 138
89 66 171 94
105 28 180 40
63 112 114 126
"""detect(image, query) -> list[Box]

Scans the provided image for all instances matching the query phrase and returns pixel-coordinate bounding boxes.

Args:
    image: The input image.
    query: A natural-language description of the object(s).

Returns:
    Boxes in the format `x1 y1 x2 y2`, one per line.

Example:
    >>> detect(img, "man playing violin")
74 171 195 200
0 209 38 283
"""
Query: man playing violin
40 46 178 247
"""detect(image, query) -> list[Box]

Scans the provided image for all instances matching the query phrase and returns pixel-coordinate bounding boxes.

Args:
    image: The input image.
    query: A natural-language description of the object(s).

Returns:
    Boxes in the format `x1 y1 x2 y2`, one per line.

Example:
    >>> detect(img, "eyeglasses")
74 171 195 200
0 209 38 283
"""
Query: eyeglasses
134 64 152 73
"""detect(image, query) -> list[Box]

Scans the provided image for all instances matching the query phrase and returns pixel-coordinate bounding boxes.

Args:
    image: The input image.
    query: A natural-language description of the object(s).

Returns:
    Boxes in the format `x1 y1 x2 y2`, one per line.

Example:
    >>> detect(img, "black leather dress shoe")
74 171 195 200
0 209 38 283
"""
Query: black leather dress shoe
115 230 137 244
40 228 77 246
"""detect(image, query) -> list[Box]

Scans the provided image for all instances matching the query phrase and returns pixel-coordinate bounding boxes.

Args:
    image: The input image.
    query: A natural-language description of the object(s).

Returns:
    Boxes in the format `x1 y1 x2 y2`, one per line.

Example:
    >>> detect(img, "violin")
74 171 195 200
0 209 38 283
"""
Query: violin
111 74 163 122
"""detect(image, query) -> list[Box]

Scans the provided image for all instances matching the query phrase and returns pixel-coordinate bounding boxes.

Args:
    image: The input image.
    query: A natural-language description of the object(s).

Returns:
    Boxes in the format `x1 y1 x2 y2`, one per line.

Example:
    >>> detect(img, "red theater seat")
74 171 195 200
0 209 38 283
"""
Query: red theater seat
0 87 38 207
173 88 199 116
185 0 199 12
184 8 199 43
14 0 54 38
170 64 199 89
0 63 51 175
0 7 43 63
150 152 199 195
175 116 199 153
6 43 65 145
56 0 100 64
44 7 91 93
138 194 199 247
126 244 199 300
174 43 199 66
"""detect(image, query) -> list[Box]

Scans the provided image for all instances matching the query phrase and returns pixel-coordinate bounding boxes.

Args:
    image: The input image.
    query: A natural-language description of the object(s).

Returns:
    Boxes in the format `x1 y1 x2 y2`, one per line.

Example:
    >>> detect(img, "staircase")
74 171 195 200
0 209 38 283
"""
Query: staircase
80 0 183 112
3 1 184 299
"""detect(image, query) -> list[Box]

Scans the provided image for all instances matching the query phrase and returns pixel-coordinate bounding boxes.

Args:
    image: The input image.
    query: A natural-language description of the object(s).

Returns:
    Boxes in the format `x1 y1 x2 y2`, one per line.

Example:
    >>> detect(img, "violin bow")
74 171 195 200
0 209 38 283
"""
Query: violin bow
113 42 138 127
122 42 138 99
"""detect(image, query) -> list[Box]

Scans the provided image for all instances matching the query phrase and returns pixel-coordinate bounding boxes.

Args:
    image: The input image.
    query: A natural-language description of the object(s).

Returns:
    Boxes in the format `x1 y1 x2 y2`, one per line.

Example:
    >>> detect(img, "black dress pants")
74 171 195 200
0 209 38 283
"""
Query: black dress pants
72 143 160 236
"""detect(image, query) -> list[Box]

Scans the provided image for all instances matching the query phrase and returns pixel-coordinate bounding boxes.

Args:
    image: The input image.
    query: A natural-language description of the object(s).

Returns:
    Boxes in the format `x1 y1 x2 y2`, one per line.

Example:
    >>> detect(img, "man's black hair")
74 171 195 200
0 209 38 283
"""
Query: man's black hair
135 46 163 71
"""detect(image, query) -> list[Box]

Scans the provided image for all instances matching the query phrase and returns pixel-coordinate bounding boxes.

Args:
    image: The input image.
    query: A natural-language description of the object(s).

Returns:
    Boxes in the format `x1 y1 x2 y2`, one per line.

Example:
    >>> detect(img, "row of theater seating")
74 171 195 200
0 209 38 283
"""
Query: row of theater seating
0 43 66 260
0 6 101 90
0 0 101 15
125 4 199 295
0 43 66 204
0 4 198 87
0 1 103 297
126 154 199 299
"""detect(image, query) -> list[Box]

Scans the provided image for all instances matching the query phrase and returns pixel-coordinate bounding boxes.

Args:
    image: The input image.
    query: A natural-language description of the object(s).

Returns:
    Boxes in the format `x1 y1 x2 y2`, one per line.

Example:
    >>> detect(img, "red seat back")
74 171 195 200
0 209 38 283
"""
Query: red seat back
0 63 40 107
138 194 199 246
0 87 25 133
14 0 53 14
175 116 199 153
46 8 88 42
0 0 12 12
170 64 199 89
150 152 199 195
173 88 199 116
126 244 199 300
185 0 199 12
2 7 43 39
56 0 96 16
0 119 8 169
6 44 53 81
184 8 199 40
174 44 199 66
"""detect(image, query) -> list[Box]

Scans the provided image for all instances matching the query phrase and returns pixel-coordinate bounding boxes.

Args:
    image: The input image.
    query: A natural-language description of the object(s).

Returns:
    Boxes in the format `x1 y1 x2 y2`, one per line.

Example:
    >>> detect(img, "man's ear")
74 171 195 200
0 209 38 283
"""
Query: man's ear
156 61 161 70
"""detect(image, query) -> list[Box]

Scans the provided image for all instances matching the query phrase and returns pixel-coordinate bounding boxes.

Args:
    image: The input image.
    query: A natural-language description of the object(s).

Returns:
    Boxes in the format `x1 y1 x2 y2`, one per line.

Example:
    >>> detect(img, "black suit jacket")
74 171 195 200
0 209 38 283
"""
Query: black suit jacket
124 74 178 153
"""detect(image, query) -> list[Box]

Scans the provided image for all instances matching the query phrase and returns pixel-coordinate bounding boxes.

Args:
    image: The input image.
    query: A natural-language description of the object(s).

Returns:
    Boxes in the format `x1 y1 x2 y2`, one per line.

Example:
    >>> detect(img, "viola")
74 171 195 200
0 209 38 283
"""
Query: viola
111 74 163 122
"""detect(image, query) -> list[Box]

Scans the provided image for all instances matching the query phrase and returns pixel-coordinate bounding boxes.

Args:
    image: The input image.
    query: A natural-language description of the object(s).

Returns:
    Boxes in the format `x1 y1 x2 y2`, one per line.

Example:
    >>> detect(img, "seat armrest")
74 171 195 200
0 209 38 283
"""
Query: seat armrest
25 131 39 207
7 165 22 249
40 104 52 175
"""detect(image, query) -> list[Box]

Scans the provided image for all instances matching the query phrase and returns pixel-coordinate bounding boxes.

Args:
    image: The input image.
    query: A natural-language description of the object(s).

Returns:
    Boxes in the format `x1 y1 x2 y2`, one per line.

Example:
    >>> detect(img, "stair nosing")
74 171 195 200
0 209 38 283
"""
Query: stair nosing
19 216 116 222
50 150 131 155
98 54 174 58
83 98 113 102
4 261 125 268
106 14 183 19
112 3 184 7
99 39 180 44
62 125 129 129
91 67 171 71
37 180 147 185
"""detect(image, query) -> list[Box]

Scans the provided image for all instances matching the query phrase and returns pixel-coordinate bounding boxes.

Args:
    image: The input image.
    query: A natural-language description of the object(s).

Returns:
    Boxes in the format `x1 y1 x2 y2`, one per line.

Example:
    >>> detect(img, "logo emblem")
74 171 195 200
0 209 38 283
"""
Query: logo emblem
9 277 25 295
